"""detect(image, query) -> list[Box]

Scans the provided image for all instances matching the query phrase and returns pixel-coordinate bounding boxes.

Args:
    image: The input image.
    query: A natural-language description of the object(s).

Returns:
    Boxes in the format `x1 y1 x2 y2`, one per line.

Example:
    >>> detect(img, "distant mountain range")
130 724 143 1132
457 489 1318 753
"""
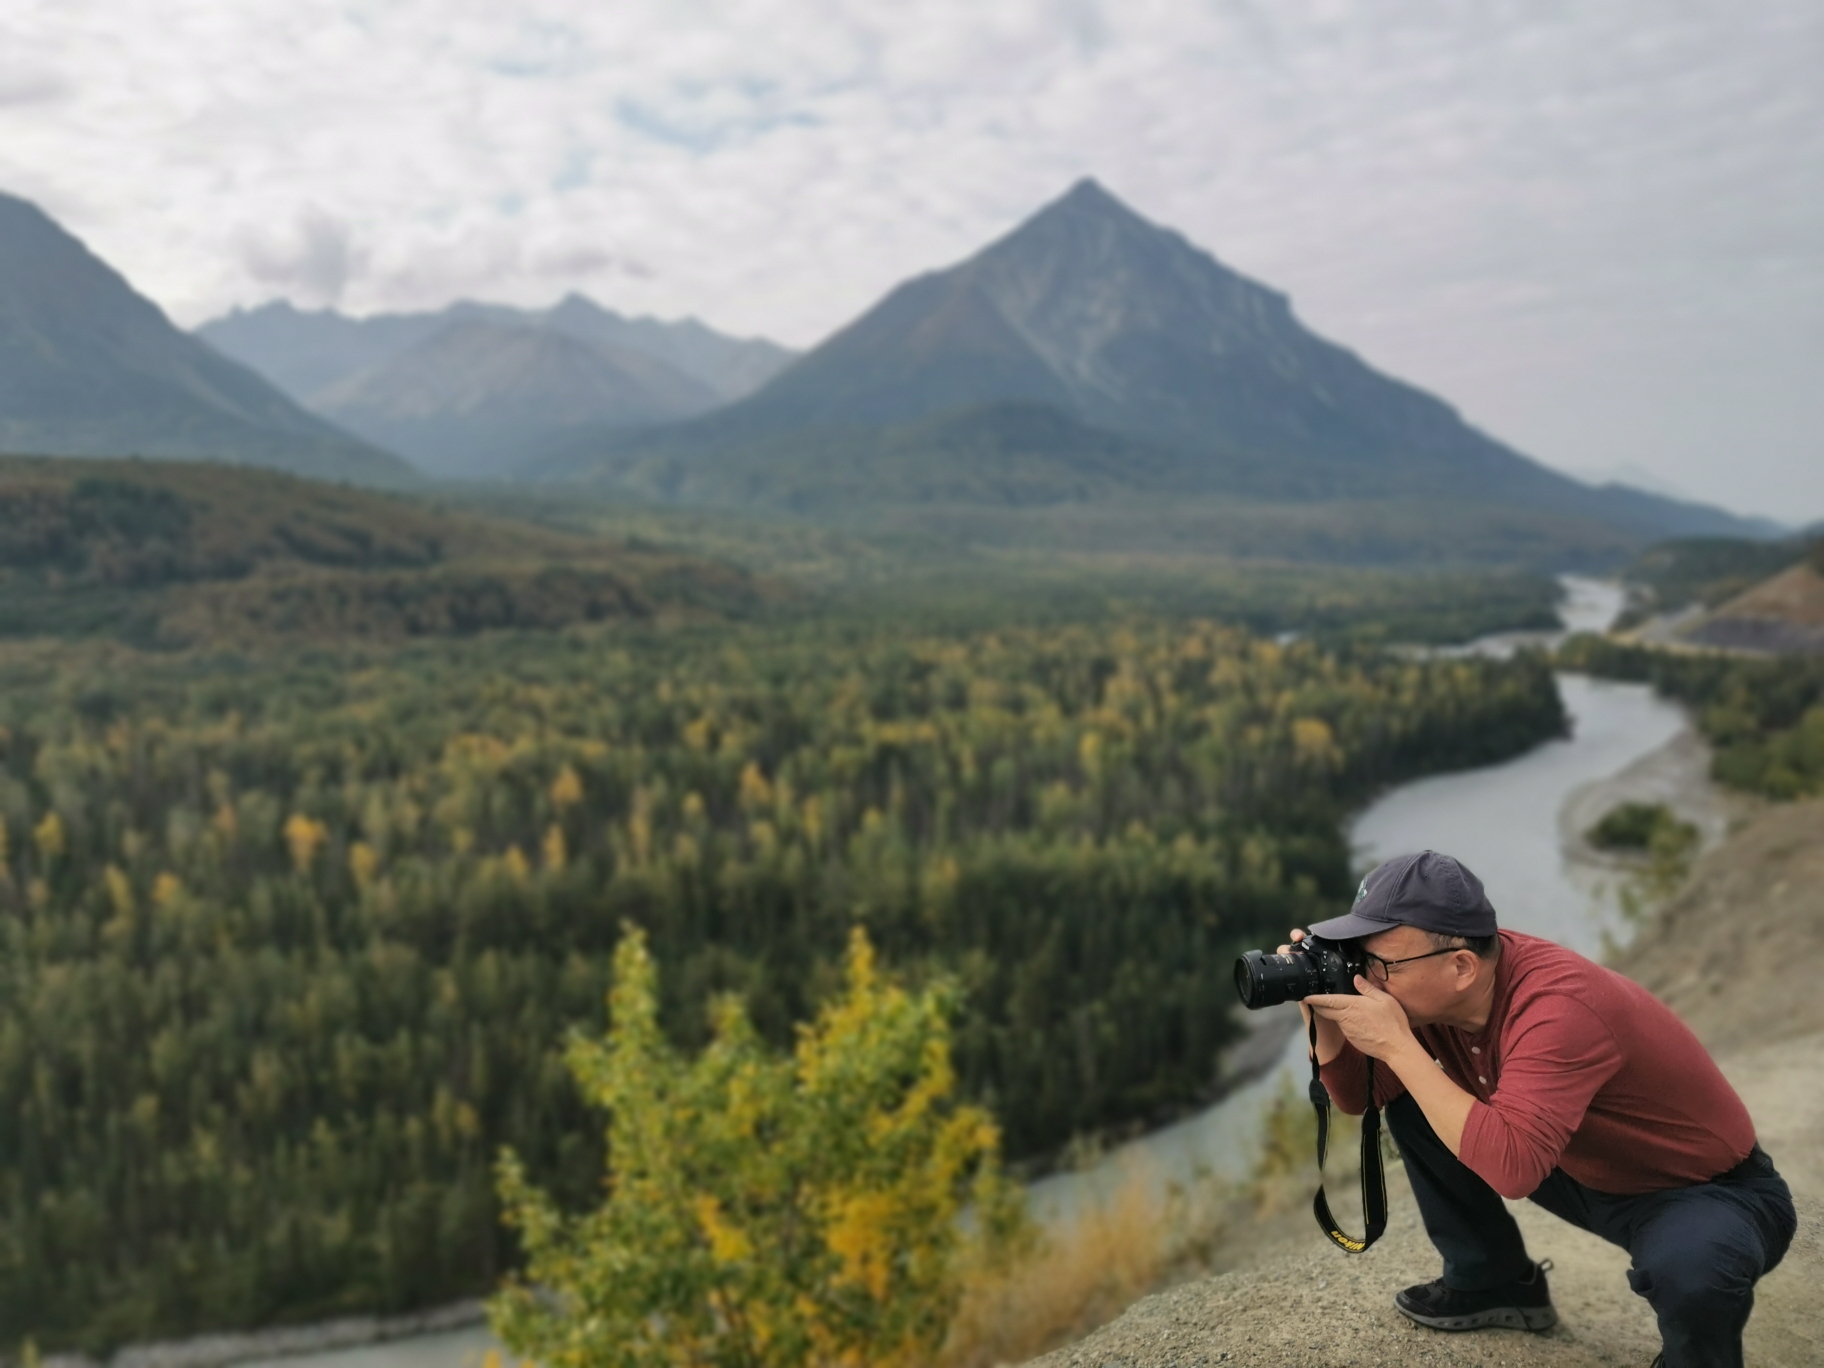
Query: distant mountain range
1 182 1783 558
197 295 798 478
306 319 721 480
0 192 410 485
545 179 1775 545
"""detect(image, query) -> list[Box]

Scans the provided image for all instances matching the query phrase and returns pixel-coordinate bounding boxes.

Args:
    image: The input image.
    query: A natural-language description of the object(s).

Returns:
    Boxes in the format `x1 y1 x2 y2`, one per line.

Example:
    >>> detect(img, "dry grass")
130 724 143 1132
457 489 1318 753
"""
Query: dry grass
941 1160 1220 1368
941 1078 1369 1368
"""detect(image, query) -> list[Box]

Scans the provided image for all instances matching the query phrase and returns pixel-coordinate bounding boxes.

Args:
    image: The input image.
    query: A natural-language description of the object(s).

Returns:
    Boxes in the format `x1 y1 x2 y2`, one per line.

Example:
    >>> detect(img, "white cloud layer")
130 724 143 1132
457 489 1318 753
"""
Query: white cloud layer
4 1 1821 521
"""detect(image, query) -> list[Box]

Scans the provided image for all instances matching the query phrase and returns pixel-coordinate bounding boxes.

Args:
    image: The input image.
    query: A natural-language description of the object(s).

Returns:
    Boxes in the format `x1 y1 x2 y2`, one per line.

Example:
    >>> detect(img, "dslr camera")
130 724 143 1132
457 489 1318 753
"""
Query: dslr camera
1234 935 1365 1011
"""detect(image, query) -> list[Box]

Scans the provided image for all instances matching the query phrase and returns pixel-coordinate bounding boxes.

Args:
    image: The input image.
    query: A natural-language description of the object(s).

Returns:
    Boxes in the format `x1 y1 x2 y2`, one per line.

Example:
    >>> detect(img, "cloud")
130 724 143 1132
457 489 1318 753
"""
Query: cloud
0 64 69 107
238 208 365 306
530 243 653 280
2 0 1821 519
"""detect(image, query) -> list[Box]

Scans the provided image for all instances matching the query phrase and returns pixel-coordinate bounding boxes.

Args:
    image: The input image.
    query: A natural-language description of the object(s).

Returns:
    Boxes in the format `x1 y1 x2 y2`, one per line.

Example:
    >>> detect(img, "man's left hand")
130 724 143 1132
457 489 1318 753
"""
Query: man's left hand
1305 976 1417 1063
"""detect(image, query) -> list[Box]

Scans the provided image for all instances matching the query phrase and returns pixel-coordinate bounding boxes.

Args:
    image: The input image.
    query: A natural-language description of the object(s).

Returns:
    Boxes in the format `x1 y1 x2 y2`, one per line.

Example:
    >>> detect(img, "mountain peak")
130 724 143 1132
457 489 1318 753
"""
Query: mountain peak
533 181 1768 544
548 291 624 324
1019 177 1154 236
1054 176 1121 211
0 191 83 255
982 178 1218 290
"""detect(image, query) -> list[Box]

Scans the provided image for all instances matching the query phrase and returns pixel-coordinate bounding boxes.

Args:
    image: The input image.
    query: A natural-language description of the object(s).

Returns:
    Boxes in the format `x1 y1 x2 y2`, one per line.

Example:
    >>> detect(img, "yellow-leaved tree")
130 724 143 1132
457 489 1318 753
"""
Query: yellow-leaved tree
491 925 1029 1368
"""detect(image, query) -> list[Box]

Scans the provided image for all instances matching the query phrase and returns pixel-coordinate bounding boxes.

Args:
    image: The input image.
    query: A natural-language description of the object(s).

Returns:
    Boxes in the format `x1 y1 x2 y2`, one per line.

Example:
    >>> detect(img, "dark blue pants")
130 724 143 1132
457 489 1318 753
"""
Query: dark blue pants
1386 1094 1797 1368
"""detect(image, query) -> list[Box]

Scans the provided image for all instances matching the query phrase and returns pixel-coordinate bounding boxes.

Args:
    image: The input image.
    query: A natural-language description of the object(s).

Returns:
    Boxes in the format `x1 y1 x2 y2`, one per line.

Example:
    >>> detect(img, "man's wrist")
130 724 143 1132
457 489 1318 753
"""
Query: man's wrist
1313 1018 1346 1066
1382 1035 1434 1080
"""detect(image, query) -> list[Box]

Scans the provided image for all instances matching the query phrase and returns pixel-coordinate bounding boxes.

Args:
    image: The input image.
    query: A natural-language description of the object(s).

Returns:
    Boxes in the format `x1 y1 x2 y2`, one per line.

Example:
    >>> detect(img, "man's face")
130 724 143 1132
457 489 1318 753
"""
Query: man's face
1359 924 1475 1026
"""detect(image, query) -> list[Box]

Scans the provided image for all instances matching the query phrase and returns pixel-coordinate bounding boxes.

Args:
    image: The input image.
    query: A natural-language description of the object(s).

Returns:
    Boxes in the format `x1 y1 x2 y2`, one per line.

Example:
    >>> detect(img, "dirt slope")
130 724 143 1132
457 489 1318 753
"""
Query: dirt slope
1026 800 1824 1368
1609 798 1824 1053
1684 562 1824 654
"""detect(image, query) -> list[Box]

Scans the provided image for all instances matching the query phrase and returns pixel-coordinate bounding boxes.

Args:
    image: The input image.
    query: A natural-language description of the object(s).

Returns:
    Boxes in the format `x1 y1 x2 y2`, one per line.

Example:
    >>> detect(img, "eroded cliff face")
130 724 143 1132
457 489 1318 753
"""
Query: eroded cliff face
1022 800 1824 1368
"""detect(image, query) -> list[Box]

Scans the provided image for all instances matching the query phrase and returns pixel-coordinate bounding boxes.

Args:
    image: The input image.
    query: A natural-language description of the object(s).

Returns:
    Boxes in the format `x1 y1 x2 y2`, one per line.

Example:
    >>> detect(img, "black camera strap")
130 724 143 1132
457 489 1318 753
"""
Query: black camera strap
1307 1013 1388 1253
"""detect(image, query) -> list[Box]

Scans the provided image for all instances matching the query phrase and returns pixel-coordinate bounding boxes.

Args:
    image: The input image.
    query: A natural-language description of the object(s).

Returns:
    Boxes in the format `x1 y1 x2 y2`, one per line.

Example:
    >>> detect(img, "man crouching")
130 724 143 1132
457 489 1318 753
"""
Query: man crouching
1295 850 1796 1368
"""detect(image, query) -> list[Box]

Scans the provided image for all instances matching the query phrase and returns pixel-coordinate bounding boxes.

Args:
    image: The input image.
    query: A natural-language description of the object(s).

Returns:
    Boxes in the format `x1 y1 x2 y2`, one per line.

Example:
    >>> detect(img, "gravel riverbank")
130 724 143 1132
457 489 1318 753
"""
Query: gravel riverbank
41 1306 488 1368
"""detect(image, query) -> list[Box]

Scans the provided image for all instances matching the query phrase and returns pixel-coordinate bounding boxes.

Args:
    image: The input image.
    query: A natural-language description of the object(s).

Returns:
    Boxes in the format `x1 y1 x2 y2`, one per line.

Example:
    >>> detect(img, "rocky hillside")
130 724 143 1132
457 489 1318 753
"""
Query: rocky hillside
1025 799 1824 1368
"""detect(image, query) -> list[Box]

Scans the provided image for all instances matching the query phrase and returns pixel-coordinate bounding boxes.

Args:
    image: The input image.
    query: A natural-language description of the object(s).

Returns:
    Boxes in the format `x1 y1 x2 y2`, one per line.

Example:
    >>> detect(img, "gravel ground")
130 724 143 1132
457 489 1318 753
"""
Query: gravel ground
1024 801 1824 1368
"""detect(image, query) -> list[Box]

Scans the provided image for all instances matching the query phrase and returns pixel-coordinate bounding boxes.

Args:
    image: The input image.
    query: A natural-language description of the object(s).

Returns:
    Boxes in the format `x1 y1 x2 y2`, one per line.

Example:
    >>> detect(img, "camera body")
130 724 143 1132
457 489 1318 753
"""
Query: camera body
1234 935 1365 1010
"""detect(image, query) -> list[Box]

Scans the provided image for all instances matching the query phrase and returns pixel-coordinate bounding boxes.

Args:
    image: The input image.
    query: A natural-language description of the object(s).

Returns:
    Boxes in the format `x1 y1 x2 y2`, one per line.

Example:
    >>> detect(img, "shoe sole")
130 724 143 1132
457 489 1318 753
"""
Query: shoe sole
1394 1300 1558 1333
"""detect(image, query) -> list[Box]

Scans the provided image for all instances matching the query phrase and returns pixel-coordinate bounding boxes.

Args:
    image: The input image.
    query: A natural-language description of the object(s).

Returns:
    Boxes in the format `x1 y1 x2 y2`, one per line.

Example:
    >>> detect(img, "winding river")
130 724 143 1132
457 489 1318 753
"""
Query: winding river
207 578 1702 1368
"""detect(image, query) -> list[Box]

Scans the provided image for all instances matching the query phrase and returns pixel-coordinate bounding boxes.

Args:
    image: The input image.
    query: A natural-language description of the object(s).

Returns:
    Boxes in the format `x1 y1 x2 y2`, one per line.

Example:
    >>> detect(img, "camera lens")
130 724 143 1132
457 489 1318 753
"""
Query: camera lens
1234 948 1312 1010
1234 954 1265 1008
1234 938 1362 1011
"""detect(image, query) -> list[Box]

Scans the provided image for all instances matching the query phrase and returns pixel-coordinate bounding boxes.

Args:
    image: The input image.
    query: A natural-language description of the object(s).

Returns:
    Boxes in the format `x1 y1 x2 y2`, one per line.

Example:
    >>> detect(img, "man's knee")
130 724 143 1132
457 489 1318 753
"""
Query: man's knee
1627 1212 1764 1318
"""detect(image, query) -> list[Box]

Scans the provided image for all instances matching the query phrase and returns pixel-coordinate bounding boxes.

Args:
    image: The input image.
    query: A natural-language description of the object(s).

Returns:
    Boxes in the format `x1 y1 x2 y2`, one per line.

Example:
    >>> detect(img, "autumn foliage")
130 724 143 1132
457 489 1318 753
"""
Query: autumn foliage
491 926 1027 1368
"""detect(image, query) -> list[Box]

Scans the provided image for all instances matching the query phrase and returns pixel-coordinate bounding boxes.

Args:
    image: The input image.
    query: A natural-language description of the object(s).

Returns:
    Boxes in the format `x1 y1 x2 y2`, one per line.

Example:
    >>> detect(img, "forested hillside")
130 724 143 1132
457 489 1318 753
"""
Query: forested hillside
0 456 772 644
0 615 1562 1348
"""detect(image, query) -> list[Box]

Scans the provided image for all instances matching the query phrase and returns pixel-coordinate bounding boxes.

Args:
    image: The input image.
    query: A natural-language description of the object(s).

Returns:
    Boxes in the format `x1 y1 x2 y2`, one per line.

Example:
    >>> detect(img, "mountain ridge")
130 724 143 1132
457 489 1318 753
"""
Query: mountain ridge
0 192 412 486
309 317 722 479
197 293 797 407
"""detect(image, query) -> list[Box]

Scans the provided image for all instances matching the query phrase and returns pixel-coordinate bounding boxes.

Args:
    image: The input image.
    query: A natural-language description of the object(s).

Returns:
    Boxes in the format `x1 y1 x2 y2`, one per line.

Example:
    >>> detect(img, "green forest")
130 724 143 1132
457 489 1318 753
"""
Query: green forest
0 456 1568 653
0 611 1564 1348
1558 635 1824 797
0 458 772 646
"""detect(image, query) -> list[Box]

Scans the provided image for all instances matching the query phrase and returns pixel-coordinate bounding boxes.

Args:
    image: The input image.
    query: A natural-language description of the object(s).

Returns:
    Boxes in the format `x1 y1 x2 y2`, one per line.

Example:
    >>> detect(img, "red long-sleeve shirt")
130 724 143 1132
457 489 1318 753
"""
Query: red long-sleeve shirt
1318 930 1755 1199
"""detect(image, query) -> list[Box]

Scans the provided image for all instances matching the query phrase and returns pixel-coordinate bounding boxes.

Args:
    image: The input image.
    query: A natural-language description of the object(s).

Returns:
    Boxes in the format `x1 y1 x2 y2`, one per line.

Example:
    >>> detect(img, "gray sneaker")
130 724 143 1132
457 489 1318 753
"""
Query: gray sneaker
1393 1258 1557 1332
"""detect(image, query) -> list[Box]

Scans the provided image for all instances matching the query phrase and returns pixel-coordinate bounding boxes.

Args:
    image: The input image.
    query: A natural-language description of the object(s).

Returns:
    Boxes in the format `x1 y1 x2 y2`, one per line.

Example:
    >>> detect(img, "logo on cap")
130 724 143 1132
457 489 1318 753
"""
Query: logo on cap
1354 877 1369 906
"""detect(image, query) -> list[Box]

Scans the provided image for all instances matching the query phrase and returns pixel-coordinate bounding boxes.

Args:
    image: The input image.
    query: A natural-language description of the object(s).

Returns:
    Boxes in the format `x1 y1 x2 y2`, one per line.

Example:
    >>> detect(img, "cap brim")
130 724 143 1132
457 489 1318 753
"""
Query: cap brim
1306 910 1391 941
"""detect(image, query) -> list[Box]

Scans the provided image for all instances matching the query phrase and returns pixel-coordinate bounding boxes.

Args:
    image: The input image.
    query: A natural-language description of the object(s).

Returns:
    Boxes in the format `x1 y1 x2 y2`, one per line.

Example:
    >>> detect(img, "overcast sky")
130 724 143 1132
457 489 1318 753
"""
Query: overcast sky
5 1 1820 522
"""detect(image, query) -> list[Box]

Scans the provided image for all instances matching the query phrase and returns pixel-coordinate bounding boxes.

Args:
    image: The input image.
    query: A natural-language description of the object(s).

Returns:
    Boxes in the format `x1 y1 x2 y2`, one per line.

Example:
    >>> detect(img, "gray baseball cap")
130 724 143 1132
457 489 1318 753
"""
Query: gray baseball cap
1307 850 1498 941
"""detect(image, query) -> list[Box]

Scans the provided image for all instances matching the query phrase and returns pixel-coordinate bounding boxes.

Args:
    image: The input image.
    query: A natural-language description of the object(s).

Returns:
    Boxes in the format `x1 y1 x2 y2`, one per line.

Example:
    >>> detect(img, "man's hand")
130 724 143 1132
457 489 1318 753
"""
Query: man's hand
1309 973 1479 1155
1304 963 1481 1157
1305 975 1418 1063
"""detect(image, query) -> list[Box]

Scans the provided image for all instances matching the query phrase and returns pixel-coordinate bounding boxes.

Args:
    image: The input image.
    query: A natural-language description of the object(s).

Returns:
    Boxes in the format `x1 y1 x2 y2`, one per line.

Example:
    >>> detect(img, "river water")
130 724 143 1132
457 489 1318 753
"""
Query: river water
238 577 1685 1368
238 1330 500 1368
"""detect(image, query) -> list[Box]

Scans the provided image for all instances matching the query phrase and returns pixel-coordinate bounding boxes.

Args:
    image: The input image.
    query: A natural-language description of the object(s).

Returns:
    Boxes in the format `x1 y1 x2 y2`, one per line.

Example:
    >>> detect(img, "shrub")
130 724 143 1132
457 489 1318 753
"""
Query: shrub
490 926 1028 1368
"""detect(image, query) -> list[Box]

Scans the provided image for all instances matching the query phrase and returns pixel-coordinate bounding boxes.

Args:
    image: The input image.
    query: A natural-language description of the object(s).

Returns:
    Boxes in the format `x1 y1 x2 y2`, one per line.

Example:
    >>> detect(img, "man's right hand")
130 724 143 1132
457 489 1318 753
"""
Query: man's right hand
1282 928 1348 1066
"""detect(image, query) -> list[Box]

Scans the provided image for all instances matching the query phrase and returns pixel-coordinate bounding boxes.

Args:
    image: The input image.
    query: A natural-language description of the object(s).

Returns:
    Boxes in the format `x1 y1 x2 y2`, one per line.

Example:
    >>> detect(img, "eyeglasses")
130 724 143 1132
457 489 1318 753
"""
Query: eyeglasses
1364 945 1464 983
